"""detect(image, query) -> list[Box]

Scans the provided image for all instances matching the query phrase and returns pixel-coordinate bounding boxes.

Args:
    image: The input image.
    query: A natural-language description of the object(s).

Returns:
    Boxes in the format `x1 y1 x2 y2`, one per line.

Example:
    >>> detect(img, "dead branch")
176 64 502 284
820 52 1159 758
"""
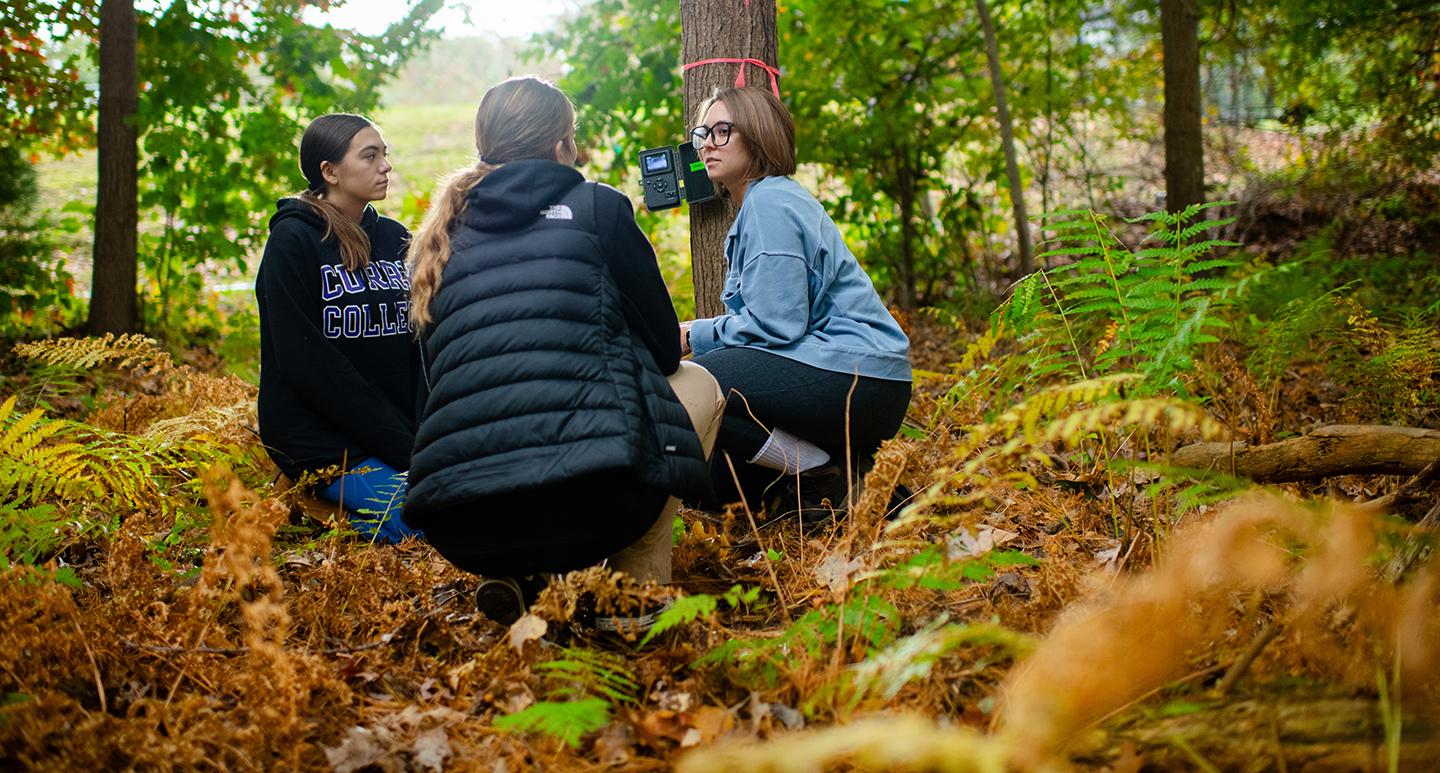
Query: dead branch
1171 425 1440 484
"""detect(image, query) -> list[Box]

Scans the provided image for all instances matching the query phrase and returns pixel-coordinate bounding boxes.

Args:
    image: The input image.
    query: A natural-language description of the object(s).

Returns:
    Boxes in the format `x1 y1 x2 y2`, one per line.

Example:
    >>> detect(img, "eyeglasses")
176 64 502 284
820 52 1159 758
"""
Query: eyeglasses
690 121 736 150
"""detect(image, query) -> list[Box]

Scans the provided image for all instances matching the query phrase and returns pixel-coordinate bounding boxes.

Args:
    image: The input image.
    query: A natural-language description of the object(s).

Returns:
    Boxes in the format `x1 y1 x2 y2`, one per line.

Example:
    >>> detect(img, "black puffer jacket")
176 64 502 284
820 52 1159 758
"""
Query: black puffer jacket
403 161 710 524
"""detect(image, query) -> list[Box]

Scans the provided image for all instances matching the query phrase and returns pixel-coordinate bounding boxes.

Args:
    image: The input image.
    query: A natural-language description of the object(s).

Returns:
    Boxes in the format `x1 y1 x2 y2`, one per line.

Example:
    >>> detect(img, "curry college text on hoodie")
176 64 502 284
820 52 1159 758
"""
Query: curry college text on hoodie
256 199 424 480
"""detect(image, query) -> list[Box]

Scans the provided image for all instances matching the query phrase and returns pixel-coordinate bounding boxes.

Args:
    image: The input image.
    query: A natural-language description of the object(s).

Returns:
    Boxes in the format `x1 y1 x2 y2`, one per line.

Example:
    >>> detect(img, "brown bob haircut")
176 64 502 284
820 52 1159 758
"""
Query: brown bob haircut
695 86 797 189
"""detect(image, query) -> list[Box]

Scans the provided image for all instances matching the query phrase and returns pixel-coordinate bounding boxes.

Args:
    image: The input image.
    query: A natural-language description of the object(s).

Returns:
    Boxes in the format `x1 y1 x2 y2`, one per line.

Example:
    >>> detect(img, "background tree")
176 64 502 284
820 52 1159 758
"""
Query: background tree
782 0 989 312
976 0 1033 276
1161 0 1204 212
2 0 96 154
11 0 444 335
680 0 778 317
90 0 137 334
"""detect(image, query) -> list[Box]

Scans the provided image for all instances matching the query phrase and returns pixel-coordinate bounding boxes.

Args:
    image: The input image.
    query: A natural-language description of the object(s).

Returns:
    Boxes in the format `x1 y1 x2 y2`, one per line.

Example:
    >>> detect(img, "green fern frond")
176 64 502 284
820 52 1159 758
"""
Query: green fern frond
537 647 641 704
492 698 611 748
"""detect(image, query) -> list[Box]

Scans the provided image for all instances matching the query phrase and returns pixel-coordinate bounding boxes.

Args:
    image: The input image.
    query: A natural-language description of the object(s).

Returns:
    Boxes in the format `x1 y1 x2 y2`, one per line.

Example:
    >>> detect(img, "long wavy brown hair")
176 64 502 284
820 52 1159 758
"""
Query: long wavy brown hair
408 76 576 331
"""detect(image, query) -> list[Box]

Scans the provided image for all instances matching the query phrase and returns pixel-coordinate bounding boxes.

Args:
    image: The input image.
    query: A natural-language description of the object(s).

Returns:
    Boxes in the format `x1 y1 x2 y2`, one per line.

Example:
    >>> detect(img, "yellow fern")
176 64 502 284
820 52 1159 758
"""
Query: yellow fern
896 376 1230 524
13 333 174 372
0 395 96 504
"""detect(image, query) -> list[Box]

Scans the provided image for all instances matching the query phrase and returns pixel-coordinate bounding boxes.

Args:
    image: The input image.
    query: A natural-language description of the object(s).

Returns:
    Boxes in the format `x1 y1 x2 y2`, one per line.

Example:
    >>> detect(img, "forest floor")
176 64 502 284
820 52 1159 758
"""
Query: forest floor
4 176 1440 771
3 303 1438 773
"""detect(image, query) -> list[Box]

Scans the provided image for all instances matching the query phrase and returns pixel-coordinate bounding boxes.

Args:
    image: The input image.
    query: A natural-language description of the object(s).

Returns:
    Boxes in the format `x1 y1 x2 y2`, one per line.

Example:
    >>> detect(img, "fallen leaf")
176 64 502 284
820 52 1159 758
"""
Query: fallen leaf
640 709 692 743
947 526 1019 560
593 721 636 764
411 727 453 773
690 705 734 742
509 614 547 653
1114 739 1145 773
323 726 404 773
814 552 865 601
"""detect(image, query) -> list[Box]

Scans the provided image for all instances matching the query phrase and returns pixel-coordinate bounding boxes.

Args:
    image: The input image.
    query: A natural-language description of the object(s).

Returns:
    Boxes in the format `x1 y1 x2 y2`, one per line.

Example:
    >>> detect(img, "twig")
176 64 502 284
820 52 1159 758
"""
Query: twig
1216 619 1282 695
726 452 792 625
121 637 391 657
71 618 108 713
1171 734 1224 773
1354 458 1440 518
1080 662 1232 734
1385 497 1440 582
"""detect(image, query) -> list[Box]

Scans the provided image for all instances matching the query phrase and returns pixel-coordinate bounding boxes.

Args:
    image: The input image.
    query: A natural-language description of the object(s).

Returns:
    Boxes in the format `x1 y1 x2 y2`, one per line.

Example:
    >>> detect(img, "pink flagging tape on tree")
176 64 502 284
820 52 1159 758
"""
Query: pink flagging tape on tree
681 57 781 97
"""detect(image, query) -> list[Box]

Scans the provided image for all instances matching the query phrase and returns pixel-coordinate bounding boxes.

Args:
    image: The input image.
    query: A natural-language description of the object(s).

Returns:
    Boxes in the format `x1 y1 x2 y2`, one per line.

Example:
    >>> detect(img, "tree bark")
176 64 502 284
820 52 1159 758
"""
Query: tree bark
1115 699 1438 772
680 0 778 319
1160 0 1204 213
1170 425 1440 483
976 0 1032 277
90 0 140 335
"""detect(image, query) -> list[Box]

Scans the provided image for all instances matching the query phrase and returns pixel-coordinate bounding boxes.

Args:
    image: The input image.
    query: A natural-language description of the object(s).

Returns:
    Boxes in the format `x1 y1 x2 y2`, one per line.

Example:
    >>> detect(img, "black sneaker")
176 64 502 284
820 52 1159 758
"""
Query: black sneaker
765 464 854 523
475 574 549 626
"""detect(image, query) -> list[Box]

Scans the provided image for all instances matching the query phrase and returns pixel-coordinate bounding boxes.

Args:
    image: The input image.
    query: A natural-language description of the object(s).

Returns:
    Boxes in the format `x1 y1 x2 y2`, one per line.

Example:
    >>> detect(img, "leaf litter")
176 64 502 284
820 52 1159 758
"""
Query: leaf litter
2 326 1439 771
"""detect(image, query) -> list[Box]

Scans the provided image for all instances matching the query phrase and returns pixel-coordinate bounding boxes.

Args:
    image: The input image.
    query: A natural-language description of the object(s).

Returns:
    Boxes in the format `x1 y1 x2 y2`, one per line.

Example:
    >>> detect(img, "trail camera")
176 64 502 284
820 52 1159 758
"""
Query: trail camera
637 144 717 211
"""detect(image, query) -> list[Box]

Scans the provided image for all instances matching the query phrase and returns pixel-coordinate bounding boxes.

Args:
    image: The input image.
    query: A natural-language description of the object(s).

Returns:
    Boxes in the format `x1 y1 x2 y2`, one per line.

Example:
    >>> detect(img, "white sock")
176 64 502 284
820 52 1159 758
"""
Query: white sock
748 428 830 475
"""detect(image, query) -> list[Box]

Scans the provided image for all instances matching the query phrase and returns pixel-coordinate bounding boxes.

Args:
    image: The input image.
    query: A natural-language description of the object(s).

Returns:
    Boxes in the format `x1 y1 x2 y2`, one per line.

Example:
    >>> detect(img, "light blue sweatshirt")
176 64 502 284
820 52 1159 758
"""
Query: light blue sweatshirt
688 176 911 382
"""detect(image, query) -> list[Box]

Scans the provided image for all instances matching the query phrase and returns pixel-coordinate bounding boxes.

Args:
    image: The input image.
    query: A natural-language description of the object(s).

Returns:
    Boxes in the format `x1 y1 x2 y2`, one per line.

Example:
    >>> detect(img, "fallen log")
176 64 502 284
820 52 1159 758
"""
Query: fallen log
1170 425 1440 483
1094 699 1440 773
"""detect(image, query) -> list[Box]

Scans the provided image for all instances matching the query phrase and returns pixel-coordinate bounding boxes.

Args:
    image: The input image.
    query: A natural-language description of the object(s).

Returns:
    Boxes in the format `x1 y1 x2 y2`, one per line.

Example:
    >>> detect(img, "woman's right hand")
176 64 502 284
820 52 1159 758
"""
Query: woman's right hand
679 321 693 356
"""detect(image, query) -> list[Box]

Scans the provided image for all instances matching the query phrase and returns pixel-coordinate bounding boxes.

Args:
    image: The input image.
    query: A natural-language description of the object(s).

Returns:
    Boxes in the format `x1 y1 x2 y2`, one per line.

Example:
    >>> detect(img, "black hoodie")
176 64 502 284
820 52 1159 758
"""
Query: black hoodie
255 198 423 479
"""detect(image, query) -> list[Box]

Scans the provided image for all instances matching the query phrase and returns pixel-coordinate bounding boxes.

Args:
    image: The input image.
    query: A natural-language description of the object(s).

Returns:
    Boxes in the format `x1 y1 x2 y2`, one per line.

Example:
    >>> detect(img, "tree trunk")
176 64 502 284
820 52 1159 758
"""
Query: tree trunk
976 0 1033 277
895 153 919 313
680 0 778 319
1161 0 1204 213
1170 425 1440 483
90 0 139 335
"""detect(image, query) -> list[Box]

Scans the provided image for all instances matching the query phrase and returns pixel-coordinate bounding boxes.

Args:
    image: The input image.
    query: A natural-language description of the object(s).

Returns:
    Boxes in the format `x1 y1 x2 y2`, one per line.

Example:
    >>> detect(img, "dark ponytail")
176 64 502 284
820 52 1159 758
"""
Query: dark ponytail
298 113 375 272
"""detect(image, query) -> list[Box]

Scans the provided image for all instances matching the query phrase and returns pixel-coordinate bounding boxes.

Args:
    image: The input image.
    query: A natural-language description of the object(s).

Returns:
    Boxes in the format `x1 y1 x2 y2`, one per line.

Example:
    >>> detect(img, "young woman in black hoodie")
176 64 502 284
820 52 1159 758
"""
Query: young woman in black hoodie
401 77 723 624
256 113 424 543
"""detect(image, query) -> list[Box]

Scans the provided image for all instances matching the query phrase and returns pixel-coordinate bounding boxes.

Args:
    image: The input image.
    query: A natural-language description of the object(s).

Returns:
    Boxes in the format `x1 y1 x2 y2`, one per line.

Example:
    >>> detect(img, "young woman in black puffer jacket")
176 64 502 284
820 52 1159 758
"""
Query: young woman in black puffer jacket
401 77 723 623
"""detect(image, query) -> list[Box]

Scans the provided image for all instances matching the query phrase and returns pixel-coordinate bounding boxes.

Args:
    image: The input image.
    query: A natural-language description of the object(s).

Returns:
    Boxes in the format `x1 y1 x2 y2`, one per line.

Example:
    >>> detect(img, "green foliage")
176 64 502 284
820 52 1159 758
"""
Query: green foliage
1243 0 1440 170
1330 299 1440 425
534 0 1158 308
693 547 1036 712
493 698 612 748
11 0 445 339
641 583 760 645
2 335 261 566
1 1 96 154
846 616 1033 706
534 647 641 705
1032 203 1242 394
0 146 80 333
495 647 642 748
130 0 444 337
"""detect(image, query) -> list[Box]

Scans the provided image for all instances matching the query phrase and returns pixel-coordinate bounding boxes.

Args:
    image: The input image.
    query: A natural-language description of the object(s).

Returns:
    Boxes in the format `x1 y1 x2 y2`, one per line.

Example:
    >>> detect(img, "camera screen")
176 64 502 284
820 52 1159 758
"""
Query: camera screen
644 153 671 173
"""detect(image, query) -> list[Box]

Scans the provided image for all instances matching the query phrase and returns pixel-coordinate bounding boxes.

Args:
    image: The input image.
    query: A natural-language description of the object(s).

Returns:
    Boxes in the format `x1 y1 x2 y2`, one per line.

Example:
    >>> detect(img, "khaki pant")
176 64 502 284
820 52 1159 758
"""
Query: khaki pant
605 361 723 583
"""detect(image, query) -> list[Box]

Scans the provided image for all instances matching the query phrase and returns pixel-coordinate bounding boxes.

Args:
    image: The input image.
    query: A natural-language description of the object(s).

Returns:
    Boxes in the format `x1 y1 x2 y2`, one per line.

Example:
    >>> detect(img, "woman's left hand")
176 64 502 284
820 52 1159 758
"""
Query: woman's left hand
679 321 693 356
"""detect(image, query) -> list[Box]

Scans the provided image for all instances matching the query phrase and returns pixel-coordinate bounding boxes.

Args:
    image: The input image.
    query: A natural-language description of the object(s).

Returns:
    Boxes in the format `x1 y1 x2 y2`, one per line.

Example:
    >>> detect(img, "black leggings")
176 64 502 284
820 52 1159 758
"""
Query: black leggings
690 347 911 508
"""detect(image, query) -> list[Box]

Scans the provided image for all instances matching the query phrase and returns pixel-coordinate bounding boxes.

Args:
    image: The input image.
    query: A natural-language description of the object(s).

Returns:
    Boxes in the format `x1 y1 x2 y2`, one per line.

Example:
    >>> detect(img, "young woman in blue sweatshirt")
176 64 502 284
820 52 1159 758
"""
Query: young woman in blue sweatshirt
682 87 913 517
